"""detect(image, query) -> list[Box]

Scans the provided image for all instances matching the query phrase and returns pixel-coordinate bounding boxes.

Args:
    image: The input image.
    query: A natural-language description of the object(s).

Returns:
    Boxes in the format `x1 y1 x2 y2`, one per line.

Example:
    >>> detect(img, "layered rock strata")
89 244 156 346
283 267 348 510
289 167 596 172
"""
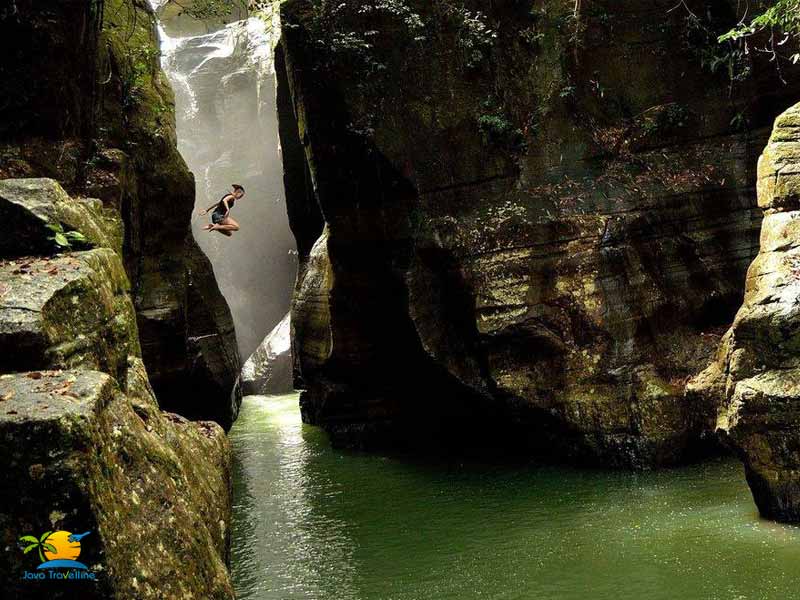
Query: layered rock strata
278 0 800 465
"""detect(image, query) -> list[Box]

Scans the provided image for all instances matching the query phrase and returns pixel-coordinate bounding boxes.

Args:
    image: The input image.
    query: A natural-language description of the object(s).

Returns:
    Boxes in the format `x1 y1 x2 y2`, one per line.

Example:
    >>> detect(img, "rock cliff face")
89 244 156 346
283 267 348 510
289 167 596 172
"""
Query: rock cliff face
278 0 800 465
0 180 233 598
0 0 240 428
0 0 238 593
690 103 800 523
242 312 293 395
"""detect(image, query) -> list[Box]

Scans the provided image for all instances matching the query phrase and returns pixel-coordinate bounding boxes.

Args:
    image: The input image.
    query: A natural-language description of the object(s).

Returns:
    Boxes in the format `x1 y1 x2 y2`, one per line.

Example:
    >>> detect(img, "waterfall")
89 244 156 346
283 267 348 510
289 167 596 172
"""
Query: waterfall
149 2 295 358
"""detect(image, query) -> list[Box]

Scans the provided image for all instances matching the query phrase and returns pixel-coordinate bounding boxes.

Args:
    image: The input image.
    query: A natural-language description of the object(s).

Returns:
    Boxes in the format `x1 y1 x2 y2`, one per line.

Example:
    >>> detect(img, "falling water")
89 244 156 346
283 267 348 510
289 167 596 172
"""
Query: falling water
150 3 295 358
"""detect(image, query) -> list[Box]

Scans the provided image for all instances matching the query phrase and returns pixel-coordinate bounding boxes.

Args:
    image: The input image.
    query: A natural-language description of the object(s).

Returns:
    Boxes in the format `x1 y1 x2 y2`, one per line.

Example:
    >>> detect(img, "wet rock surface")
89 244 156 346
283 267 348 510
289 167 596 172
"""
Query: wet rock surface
690 103 800 522
278 0 800 465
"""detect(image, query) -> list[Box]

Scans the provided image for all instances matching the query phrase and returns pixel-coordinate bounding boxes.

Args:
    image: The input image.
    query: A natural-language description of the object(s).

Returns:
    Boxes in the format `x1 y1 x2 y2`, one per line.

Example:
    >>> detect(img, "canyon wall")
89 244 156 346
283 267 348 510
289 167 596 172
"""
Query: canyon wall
0 179 234 598
0 0 241 428
0 0 237 594
278 0 800 467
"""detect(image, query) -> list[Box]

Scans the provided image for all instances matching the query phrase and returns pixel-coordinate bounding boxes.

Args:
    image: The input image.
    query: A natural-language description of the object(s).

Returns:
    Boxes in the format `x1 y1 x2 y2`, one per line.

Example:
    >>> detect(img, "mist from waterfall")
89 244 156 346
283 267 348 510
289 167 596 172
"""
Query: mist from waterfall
151 4 295 359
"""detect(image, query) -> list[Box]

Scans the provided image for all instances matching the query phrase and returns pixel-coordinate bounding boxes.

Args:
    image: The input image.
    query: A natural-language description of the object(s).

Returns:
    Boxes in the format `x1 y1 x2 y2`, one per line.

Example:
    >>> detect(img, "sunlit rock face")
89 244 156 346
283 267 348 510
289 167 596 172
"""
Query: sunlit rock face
154 5 297 358
278 0 800 466
690 103 800 522
242 311 293 394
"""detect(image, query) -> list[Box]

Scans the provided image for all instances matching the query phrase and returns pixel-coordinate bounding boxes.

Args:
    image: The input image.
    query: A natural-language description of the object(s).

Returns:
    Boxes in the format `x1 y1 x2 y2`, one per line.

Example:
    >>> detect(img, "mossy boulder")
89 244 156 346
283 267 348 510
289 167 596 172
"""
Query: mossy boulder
0 249 138 378
0 178 122 258
0 366 233 599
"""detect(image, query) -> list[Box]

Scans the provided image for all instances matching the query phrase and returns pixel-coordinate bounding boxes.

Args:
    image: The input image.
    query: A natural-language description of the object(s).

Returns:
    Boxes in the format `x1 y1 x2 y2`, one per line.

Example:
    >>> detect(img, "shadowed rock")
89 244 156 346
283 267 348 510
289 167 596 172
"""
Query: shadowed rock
278 0 800 465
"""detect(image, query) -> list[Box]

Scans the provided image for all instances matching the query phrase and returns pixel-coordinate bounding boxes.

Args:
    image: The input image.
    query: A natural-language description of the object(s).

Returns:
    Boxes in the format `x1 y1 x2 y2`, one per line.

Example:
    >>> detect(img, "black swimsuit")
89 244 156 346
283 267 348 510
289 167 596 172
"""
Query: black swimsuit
212 194 235 224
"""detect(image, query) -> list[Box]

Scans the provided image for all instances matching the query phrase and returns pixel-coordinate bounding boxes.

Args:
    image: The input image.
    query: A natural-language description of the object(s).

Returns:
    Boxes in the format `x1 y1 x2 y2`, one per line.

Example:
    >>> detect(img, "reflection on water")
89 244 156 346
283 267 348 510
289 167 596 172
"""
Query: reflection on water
230 395 800 600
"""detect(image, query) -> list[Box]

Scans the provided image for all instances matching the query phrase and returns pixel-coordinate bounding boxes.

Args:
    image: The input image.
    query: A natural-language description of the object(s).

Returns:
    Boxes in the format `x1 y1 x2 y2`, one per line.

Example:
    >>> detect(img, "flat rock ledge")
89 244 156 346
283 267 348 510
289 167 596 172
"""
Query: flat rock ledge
0 249 138 376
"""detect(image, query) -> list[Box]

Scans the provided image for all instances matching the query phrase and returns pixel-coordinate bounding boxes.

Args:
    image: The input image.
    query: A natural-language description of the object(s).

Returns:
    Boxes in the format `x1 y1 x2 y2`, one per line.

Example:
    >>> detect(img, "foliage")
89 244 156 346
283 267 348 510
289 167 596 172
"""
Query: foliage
444 7 497 69
296 0 426 76
718 0 800 68
164 0 285 29
164 0 247 20
477 99 525 152
124 45 161 108
46 223 89 250
682 7 751 91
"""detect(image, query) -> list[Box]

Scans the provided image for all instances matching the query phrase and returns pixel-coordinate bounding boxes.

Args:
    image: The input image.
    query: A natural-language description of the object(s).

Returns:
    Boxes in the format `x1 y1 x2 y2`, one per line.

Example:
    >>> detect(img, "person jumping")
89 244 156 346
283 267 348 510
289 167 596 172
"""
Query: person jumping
199 184 245 236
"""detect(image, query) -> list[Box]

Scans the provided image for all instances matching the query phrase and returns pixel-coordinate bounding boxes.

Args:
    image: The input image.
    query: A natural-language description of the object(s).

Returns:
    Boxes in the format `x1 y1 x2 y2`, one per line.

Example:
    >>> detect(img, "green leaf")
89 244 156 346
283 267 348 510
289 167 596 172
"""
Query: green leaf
46 222 63 234
23 544 38 554
42 543 57 554
54 233 70 247
65 231 88 243
19 535 38 543
39 531 52 543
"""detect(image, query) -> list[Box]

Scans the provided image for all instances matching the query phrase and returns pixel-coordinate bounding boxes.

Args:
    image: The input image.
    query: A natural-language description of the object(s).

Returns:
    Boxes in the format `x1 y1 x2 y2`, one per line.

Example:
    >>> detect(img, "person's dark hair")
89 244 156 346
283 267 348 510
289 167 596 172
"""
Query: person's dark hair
232 184 245 194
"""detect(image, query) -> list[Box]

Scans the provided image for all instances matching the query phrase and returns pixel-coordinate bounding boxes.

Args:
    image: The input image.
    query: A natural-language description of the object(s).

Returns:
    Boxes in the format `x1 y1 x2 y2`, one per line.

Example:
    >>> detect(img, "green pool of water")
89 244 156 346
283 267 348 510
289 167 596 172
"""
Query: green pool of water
230 394 800 600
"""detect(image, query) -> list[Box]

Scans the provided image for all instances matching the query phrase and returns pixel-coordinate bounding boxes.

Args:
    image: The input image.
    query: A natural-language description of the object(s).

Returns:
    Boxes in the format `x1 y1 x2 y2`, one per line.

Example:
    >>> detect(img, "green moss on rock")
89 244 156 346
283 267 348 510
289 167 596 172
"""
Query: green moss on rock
0 178 123 258
0 368 233 600
0 249 138 378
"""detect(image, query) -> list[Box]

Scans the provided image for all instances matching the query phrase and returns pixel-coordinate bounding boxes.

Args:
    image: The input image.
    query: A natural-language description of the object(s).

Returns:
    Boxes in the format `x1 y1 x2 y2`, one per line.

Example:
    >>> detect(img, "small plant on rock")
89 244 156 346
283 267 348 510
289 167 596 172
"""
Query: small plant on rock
47 223 88 251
